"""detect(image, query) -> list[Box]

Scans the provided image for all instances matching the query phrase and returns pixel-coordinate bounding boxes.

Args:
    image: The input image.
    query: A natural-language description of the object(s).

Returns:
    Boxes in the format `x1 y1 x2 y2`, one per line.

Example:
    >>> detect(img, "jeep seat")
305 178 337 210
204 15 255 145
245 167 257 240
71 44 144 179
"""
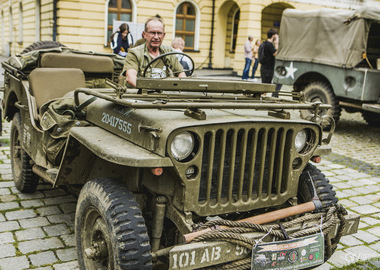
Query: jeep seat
40 53 114 75
29 68 85 109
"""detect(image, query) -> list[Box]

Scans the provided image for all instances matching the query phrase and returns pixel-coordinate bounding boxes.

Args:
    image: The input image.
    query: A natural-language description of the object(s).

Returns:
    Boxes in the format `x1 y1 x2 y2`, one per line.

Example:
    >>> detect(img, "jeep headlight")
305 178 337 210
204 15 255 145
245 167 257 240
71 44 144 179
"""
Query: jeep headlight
295 129 308 153
171 132 194 161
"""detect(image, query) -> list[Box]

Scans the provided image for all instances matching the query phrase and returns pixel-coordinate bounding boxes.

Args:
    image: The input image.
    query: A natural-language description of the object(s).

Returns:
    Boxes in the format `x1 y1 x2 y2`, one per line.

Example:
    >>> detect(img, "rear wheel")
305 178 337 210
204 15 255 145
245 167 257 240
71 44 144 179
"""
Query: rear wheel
21 41 65 54
76 178 152 270
300 82 341 124
10 113 39 193
362 111 380 127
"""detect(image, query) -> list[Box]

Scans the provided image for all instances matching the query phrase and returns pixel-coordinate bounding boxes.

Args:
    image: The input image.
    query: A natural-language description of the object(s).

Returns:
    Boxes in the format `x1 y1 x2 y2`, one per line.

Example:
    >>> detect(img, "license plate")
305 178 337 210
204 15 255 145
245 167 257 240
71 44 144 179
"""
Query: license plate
251 233 324 269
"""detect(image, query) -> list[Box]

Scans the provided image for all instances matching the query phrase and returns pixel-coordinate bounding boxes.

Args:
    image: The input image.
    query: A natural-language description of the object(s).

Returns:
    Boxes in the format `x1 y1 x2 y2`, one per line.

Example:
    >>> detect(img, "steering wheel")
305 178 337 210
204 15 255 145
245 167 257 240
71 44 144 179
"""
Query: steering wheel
142 51 195 78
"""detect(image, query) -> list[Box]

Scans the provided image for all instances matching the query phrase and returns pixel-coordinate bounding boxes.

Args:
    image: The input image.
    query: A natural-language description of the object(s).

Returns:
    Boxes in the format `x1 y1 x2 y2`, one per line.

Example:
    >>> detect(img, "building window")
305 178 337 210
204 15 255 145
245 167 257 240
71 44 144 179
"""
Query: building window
18 2 23 43
107 0 132 43
175 2 196 50
231 9 240 53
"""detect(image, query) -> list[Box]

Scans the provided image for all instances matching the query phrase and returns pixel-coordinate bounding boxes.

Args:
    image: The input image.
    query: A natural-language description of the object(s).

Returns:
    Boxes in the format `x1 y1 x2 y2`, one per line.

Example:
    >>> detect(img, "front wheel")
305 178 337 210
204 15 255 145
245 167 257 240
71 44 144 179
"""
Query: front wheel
10 113 39 193
75 178 152 270
300 82 341 124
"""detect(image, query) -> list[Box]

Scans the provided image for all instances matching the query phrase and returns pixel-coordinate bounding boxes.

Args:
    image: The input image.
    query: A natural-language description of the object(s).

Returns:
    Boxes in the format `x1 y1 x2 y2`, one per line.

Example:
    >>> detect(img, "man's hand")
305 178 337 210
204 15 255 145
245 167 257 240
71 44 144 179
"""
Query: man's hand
126 69 138 87
178 72 186 78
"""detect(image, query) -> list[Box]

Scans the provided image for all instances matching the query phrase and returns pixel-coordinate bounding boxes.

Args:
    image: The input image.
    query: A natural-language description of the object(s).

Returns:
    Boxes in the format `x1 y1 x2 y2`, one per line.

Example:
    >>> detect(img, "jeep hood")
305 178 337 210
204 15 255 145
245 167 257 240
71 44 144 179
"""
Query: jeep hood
85 98 316 157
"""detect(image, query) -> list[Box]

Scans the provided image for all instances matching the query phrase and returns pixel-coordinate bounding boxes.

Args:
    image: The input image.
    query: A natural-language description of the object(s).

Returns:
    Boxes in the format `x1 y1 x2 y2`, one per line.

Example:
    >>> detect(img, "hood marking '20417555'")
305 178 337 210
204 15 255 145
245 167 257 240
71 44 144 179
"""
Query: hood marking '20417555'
101 112 132 134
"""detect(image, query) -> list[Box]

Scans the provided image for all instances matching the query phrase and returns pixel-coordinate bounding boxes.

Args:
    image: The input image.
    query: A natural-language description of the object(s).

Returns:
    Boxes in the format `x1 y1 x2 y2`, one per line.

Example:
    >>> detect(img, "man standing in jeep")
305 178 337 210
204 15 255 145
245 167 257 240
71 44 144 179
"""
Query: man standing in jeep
259 28 279 95
124 16 186 87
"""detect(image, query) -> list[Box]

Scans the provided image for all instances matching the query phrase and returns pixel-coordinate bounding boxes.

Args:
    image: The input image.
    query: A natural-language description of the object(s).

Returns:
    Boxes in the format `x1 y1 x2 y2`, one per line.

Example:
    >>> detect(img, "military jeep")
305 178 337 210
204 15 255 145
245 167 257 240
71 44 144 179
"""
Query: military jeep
274 7 380 127
1 42 359 269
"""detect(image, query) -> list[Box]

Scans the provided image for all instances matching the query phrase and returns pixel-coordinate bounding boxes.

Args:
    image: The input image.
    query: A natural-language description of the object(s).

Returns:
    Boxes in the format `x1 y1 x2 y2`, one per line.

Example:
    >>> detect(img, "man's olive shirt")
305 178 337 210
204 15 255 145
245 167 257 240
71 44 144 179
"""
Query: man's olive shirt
123 44 184 79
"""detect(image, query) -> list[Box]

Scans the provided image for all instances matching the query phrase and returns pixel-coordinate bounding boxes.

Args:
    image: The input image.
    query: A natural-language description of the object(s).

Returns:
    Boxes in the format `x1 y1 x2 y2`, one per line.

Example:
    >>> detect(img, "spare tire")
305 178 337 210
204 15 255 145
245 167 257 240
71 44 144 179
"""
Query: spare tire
21 41 65 54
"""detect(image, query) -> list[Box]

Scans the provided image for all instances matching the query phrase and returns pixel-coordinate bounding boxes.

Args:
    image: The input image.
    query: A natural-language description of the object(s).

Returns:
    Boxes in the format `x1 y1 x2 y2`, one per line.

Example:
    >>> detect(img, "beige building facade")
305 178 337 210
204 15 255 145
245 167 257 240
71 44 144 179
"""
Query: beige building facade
0 0 378 75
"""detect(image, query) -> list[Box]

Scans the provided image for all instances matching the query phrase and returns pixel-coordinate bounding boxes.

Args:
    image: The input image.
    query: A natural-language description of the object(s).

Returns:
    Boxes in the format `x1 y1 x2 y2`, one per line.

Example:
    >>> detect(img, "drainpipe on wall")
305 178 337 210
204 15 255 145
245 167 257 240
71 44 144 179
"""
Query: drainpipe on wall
208 0 215 69
53 0 57 41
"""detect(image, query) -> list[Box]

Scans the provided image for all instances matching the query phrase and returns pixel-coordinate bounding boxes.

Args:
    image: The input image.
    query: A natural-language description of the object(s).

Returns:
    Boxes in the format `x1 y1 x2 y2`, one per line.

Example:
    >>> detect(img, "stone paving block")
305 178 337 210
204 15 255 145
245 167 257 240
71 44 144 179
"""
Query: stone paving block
326 164 346 169
353 230 380 244
0 232 14 244
0 243 16 258
60 203 77 214
370 177 380 183
0 214 4 222
47 213 75 227
5 209 37 220
29 251 58 267
0 188 11 195
334 174 355 181
0 181 14 188
0 255 29 270
56 248 77 261
339 199 358 208
19 217 50 229
339 235 363 246
369 241 380 252
335 190 351 199
0 221 20 232
365 194 380 202
18 191 45 200
333 182 351 189
15 227 46 241
0 194 18 202
361 217 380 226
357 179 378 186
0 168 12 175
311 262 333 269
37 206 62 216
1 174 13 181
349 196 373 205
344 246 380 263
0 201 20 211
326 250 350 268
44 195 77 206
358 222 368 229
34 267 53 270
370 260 380 268
43 224 70 237
53 261 79 270
18 237 64 253
60 234 76 247
340 189 360 196
367 226 380 238
21 199 44 208
354 186 380 194
351 205 380 215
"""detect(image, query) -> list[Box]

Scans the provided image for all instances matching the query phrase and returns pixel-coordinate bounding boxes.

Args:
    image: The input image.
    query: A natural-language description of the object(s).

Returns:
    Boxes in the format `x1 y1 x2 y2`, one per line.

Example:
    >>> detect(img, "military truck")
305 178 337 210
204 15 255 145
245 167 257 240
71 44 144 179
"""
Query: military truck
274 7 380 127
1 42 359 269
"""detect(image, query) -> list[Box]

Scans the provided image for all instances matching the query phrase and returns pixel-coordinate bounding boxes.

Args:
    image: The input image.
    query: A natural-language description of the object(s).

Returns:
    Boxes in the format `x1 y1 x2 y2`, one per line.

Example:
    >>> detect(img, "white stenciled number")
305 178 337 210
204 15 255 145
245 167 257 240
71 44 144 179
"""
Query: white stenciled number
171 251 196 269
101 112 108 123
235 245 248 256
101 112 132 135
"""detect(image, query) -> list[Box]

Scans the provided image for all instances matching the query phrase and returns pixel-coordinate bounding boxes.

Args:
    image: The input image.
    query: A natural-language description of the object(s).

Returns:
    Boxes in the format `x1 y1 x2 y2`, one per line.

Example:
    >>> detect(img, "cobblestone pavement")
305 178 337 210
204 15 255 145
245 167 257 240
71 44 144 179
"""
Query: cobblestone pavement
1 95 380 267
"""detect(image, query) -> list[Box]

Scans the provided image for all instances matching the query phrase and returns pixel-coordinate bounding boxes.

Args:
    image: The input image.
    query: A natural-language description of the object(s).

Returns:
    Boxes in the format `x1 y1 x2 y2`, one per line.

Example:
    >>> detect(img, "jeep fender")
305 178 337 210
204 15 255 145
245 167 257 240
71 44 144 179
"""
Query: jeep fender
54 126 173 188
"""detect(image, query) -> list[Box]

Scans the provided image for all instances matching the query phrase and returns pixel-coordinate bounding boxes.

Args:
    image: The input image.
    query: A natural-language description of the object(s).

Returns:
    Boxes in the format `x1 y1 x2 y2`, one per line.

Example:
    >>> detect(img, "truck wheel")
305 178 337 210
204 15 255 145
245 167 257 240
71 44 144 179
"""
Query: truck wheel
362 111 380 127
298 163 338 209
10 113 39 193
76 178 152 270
21 41 65 54
300 82 341 123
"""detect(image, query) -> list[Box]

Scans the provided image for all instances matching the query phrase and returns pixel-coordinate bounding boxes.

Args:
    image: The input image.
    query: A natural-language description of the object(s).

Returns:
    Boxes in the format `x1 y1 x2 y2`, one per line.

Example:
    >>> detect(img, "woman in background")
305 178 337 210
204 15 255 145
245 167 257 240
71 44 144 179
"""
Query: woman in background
110 23 134 57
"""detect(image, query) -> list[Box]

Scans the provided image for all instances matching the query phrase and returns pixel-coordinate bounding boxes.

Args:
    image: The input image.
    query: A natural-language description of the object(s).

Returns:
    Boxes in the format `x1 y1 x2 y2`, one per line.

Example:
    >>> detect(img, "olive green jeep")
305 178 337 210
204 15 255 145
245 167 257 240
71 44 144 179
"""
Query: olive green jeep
274 7 380 127
1 42 359 269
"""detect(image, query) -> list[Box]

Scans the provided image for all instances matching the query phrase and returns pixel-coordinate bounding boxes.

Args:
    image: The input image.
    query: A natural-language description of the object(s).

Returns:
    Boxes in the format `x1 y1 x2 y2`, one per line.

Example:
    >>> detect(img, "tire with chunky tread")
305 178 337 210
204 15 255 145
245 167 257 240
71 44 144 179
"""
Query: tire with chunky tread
300 82 341 124
10 113 39 193
298 163 338 209
21 41 65 54
76 178 152 270
362 111 380 127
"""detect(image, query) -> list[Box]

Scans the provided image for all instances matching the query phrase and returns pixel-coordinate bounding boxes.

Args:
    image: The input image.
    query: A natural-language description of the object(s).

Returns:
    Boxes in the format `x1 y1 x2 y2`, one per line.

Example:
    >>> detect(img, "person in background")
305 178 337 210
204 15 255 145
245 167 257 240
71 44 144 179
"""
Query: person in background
110 23 134 57
171 37 193 76
251 39 261 80
124 16 186 87
242 35 253 80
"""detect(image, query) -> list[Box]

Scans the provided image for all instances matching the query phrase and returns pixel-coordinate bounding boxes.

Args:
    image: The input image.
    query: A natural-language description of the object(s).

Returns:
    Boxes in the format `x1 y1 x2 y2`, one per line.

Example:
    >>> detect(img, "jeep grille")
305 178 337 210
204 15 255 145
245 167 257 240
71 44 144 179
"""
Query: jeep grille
198 127 293 207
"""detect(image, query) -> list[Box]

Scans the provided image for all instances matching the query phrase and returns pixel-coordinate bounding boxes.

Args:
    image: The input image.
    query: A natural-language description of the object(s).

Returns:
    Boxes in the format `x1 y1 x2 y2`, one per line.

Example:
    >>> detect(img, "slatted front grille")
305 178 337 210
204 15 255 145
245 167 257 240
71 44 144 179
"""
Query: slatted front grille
198 127 293 206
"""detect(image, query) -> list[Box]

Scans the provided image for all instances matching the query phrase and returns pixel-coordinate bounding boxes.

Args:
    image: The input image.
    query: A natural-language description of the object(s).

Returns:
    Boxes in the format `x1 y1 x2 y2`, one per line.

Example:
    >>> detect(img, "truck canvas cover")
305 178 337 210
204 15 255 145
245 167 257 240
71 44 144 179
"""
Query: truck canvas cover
277 7 380 68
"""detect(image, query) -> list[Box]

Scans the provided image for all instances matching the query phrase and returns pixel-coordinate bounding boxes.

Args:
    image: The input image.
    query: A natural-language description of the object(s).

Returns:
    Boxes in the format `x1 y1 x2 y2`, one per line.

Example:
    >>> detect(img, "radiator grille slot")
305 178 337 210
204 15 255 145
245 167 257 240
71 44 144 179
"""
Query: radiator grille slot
199 127 292 205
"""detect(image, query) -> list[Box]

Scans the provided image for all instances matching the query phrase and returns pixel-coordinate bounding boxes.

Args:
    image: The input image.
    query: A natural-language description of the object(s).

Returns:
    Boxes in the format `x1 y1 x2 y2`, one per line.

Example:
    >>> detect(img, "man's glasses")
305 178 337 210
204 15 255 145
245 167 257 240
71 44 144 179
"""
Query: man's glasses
147 31 164 37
